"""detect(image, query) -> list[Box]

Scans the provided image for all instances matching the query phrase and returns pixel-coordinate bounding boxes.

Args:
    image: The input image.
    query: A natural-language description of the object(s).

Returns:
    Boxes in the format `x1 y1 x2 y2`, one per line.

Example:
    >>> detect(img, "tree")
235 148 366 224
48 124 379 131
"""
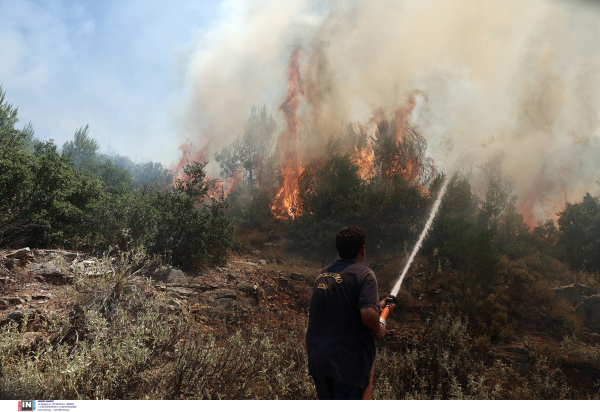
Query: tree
62 125 101 166
558 193 600 272
215 105 278 188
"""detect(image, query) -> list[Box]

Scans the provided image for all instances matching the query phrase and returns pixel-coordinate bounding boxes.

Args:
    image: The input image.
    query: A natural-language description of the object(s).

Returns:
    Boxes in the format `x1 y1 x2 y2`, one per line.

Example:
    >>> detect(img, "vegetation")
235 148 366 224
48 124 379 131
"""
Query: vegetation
1 88 600 399
0 87 233 265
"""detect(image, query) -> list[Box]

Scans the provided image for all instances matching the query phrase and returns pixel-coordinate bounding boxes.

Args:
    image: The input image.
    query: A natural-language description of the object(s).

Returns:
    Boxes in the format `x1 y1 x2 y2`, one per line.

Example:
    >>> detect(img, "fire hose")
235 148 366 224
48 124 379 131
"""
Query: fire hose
362 294 396 400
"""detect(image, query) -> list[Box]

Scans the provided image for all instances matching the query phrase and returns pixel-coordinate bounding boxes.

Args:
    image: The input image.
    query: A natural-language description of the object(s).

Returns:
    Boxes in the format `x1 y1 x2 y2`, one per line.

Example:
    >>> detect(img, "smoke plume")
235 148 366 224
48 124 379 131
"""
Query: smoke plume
181 0 600 225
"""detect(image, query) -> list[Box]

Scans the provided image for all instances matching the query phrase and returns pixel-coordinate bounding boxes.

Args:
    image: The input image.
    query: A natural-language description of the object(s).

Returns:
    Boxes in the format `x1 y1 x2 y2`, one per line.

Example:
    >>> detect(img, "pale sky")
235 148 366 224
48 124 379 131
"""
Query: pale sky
0 0 221 164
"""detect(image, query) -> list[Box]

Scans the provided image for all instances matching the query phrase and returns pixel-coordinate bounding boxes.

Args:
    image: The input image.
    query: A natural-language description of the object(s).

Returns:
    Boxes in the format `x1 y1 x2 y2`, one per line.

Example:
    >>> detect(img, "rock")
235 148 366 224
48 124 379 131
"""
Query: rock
254 285 266 303
216 298 236 310
8 297 24 305
29 261 62 278
7 248 30 259
32 294 51 300
236 259 258 266
267 284 275 295
237 284 265 303
148 266 187 283
575 295 600 333
553 284 597 305
278 277 289 290
237 284 255 295
166 286 200 299
0 309 36 328
208 289 237 300
290 272 306 282
0 299 8 309
228 273 240 280
29 261 72 284
5 258 17 270
259 260 268 265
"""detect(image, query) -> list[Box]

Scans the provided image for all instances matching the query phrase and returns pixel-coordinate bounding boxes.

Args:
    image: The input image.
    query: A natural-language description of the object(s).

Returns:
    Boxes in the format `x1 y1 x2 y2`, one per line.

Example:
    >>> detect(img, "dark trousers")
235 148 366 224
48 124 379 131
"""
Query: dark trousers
312 376 363 400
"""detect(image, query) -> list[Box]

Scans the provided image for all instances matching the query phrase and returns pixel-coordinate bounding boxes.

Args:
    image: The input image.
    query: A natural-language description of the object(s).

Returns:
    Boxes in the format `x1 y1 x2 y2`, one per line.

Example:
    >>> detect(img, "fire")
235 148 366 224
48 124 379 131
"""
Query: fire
172 137 238 199
352 143 375 180
271 46 306 219
517 165 572 227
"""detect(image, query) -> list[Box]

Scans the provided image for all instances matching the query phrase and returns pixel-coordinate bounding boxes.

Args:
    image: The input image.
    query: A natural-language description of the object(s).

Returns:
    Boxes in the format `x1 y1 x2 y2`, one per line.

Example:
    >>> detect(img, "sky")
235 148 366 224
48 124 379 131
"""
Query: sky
0 0 221 164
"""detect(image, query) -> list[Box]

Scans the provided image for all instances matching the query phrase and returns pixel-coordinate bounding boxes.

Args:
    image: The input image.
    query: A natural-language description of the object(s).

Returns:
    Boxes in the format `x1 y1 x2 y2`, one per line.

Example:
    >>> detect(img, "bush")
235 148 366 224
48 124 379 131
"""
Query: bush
84 162 235 267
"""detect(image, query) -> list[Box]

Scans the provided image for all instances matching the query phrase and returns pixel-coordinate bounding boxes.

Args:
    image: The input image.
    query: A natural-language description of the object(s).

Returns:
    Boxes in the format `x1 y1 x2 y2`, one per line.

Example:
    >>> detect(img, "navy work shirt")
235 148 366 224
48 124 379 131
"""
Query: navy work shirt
305 259 381 389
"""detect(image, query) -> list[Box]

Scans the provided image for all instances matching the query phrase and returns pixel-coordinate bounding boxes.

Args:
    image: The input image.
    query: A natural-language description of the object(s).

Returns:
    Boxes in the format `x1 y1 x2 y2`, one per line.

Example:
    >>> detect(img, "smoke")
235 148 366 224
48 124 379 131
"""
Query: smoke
181 0 600 225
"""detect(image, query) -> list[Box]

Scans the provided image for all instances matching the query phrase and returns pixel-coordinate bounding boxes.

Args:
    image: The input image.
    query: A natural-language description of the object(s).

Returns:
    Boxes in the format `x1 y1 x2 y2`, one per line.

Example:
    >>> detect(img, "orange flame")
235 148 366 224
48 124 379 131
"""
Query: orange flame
172 136 238 199
271 46 306 219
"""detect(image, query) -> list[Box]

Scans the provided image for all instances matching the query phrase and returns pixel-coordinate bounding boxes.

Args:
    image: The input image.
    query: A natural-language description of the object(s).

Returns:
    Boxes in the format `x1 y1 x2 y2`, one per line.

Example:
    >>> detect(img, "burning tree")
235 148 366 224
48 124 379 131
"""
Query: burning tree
215 105 279 188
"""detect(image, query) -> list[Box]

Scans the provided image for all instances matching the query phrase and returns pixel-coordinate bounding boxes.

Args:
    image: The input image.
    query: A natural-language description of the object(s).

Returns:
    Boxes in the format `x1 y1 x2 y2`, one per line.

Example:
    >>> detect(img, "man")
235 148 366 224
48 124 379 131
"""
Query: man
306 226 395 400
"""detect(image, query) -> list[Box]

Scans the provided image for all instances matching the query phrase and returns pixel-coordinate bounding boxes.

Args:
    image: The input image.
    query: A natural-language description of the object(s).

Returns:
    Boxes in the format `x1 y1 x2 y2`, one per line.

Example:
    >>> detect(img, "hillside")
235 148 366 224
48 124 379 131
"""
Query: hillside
2 245 599 400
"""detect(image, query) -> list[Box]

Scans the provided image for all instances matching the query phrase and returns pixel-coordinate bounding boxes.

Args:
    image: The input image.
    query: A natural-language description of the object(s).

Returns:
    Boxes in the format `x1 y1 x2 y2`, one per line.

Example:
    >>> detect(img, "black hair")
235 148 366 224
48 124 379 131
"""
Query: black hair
335 226 366 259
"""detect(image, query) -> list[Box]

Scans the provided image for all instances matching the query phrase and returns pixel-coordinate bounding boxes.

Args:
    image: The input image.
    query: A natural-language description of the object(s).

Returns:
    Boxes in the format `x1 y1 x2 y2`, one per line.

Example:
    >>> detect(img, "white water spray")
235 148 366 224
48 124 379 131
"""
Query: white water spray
390 175 451 297
389 150 481 297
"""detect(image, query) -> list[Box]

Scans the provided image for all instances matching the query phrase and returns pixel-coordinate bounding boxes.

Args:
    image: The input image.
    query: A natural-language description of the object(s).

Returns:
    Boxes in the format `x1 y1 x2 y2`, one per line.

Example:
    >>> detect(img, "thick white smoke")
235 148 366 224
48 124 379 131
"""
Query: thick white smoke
181 0 600 224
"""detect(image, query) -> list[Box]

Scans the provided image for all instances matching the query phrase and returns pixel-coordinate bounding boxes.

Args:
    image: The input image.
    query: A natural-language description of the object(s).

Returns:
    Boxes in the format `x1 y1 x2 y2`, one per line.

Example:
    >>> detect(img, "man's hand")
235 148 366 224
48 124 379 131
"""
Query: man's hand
361 306 387 340
380 297 396 314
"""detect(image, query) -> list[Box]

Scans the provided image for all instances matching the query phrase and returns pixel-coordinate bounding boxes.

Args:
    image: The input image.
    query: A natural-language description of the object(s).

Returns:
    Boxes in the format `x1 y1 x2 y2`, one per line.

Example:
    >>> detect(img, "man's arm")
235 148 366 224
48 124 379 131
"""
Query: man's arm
361 307 386 341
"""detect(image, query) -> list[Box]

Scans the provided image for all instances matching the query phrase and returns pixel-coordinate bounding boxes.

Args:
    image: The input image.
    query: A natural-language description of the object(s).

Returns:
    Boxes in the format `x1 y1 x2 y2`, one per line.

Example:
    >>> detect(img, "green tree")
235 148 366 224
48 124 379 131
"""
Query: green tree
558 193 600 272
62 125 101 166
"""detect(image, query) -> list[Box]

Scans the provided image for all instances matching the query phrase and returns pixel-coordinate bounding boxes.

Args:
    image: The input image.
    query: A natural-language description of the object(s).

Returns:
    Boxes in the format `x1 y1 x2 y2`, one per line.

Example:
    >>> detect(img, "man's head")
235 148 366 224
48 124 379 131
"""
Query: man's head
335 226 367 260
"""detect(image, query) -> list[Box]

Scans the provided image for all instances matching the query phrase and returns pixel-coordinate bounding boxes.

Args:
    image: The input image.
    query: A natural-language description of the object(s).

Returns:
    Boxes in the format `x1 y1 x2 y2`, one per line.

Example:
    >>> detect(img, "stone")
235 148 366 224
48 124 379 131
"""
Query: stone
259 260 268 265
8 297 24 305
0 299 8 309
575 295 600 333
236 259 258 266
167 287 199 299
237 284 255 295
290 272 306 282
216 298 236 310
168 299 182 309
553 284 597 305
29 261 62 278
0 309 36 328
228 273 240 280
278 277 289 290
7 248 30 259
148 266 187 283
208 289 237 300
5 258 17 270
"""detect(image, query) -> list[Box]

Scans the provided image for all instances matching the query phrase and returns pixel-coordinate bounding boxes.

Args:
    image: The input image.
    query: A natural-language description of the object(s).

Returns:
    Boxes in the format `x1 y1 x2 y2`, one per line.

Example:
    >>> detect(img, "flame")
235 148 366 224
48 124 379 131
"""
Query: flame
393 93 418 144
352 142 376 180
271 46 306 219
172 136 239 199
517 165 572 227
